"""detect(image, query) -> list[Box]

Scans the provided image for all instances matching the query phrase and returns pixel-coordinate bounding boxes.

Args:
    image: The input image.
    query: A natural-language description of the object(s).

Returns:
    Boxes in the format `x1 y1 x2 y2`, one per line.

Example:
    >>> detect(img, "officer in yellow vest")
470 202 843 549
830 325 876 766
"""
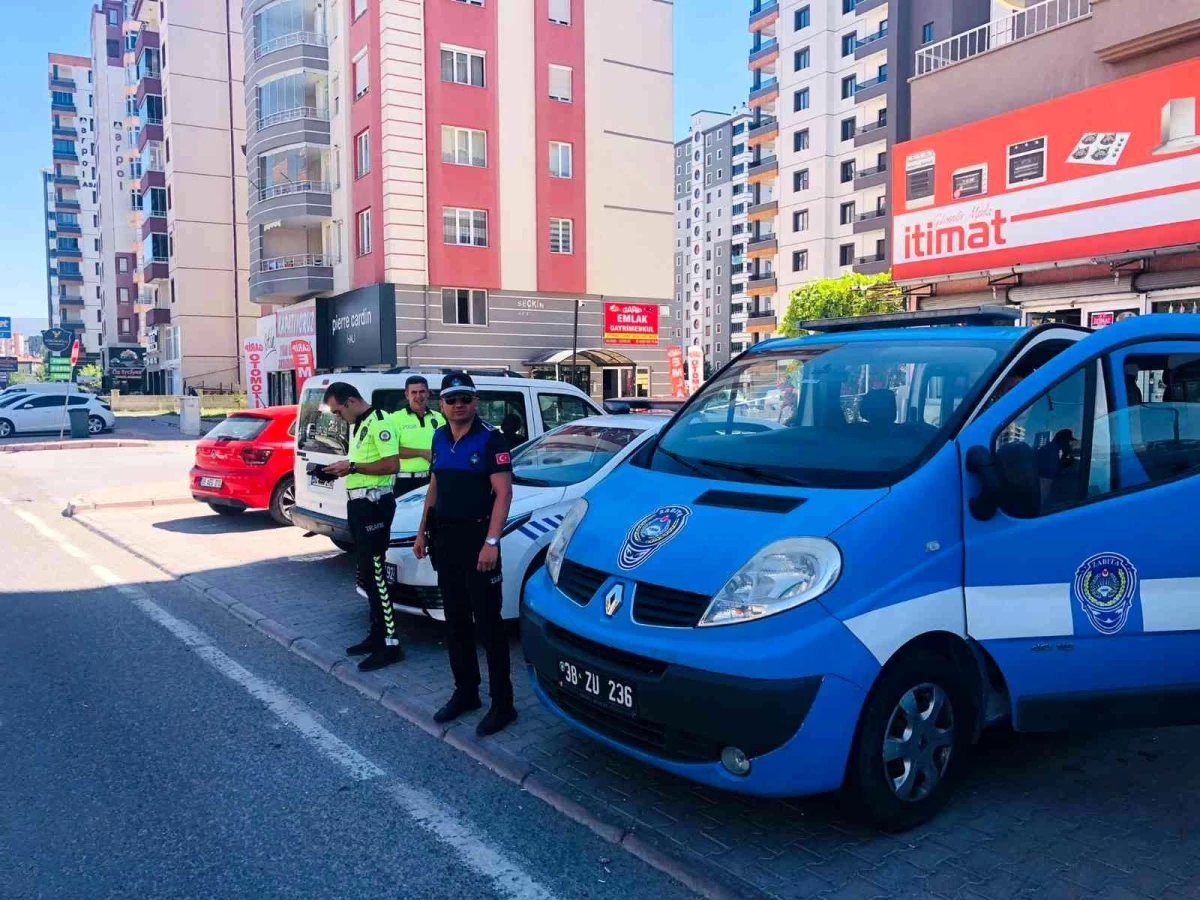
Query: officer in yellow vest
391 375 442 498
320 382 405 672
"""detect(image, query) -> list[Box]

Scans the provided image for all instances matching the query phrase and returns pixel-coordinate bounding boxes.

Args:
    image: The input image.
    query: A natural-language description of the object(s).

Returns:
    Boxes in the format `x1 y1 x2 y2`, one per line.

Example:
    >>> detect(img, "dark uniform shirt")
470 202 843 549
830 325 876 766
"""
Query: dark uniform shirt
430 417 512 521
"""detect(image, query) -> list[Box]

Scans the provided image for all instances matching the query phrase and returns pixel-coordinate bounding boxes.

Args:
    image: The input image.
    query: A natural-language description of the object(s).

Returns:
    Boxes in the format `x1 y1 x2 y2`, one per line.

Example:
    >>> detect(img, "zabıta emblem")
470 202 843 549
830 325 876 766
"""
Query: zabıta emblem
617 505 691 571
1073 552 1138 635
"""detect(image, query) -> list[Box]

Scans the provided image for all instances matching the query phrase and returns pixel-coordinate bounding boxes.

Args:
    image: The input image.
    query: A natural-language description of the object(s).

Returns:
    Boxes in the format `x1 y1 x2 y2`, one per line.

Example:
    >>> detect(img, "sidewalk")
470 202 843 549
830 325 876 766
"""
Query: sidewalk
69 503 1200 900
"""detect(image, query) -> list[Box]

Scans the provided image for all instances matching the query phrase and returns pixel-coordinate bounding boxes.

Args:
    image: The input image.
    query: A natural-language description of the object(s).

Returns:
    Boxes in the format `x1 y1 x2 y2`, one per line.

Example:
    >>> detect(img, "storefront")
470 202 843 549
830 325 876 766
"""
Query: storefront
252 301 318 406
525 349 650 400
315 285 397 371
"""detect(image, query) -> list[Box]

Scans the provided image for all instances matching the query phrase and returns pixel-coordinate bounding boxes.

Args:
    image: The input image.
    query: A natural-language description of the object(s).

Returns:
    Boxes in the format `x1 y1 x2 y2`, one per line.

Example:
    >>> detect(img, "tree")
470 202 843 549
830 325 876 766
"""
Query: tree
779 272 902 337
77 364 104 386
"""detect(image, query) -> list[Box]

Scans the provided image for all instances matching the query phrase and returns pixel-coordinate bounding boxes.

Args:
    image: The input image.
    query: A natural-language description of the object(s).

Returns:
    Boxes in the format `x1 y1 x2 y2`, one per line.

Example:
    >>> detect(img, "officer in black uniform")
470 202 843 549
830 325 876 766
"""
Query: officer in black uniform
413 373 517 736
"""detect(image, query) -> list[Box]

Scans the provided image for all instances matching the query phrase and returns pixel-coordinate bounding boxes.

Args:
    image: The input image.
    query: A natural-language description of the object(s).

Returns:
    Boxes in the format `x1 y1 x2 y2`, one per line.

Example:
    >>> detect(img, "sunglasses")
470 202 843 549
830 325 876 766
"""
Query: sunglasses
443 394 474 406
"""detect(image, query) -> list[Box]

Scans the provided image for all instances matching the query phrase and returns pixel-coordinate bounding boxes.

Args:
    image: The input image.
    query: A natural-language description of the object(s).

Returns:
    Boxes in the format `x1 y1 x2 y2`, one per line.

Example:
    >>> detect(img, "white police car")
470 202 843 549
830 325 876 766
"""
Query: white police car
385 415 667 620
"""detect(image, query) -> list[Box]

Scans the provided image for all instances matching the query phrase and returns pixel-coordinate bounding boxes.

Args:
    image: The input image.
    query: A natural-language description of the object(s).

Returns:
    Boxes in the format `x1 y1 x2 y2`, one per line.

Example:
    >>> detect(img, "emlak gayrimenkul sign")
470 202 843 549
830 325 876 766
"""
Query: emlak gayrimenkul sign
892 58 1200 282
603 302 660 346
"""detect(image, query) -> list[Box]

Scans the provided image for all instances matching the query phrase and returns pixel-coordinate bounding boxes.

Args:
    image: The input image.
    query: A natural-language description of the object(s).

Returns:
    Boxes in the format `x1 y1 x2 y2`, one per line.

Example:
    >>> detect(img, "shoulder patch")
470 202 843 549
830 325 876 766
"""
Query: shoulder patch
379 430 392 442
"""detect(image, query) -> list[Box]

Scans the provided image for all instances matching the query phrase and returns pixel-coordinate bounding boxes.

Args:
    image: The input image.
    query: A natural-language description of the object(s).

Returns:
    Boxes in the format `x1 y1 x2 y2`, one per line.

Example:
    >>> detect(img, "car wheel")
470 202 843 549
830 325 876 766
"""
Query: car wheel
88 415 105 435
269 475 296 526
0 419 12 438
208 504 245 517
331 539 355 553
844 651 973 832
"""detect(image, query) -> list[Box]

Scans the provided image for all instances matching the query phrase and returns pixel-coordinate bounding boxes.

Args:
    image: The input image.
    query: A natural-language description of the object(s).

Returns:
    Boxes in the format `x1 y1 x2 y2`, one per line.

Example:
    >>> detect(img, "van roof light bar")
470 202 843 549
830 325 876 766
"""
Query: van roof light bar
797 305 1020 334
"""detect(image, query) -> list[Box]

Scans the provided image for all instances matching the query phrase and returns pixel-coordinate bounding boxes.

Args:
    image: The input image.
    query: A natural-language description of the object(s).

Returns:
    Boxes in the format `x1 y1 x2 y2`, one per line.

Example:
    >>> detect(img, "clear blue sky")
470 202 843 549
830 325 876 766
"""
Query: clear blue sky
0 0 747 326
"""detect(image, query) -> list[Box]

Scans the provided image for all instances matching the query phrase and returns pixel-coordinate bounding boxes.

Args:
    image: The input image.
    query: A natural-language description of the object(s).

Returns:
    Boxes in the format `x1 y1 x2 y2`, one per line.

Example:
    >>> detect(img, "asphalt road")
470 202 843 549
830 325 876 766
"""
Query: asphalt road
0 486 697 899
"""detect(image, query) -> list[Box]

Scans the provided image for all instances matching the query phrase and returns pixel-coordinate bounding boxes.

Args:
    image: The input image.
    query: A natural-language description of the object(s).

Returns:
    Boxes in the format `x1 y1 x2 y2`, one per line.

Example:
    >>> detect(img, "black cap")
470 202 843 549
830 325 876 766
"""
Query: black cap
440 372 477 398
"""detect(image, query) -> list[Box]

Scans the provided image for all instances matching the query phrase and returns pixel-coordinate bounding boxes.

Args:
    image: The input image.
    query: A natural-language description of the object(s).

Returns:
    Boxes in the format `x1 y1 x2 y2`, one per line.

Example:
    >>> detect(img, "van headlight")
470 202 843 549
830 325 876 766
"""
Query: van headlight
699 538 841 627
547 499 588 585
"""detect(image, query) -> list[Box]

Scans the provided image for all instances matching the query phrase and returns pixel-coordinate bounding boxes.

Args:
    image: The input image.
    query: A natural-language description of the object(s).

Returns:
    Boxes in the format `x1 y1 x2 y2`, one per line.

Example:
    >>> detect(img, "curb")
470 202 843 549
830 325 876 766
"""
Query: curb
0 439 150 454
65 497 194 516
65 509 756 900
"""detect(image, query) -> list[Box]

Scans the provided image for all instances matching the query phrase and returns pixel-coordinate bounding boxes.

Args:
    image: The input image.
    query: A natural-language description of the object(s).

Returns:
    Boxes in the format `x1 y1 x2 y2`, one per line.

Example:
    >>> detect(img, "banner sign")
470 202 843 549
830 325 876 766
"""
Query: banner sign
42 328 74 354
291 339 315 394
603 303 660 346
276 301 318 370
666 345 687 399
0 318 10 340
244 338 267 409
109 347 147 379
892 58 1200 281
686 346 704 396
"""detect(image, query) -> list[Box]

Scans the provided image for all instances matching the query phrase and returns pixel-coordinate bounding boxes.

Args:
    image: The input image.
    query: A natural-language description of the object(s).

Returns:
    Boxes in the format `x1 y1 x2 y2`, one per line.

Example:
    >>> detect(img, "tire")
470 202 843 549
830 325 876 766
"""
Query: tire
209 504 245 517
88 416 106 435
844 651 974 832
0 419 12 438
268 475 296 526
331 539 355 553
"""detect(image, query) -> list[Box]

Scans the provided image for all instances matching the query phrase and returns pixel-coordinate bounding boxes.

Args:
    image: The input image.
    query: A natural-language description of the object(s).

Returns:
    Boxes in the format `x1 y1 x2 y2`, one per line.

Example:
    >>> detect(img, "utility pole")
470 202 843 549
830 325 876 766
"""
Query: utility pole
570 297 579 390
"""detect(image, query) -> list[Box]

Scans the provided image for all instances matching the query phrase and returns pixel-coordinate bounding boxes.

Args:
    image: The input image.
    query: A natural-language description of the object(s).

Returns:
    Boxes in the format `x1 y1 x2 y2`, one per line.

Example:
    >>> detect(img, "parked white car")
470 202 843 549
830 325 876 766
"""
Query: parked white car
292 371 604 549
0 393 115 438
385 414 667 621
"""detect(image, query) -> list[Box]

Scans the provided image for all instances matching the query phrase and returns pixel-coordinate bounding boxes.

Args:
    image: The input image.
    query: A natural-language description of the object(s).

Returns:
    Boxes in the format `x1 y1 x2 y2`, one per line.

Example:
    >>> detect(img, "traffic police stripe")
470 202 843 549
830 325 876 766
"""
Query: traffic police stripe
518 515 567 541
529 520 552 535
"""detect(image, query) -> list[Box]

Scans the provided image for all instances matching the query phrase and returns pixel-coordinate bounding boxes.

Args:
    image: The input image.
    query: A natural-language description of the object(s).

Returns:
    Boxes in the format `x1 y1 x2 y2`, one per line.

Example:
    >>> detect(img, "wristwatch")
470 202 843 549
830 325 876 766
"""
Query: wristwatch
348 462 358 475
485 536 499 547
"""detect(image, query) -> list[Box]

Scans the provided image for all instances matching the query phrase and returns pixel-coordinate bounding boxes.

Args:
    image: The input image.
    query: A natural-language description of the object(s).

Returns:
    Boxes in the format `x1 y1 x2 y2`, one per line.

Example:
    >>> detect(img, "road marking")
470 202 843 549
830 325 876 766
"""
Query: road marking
59 542 89 560
14 508 65 542
0 497 11 505
91 565 122 586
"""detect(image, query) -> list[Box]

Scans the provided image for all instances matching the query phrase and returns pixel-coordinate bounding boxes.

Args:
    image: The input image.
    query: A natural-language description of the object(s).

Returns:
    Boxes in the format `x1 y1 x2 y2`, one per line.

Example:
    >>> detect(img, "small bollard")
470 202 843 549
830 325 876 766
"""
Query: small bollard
179 395 202 437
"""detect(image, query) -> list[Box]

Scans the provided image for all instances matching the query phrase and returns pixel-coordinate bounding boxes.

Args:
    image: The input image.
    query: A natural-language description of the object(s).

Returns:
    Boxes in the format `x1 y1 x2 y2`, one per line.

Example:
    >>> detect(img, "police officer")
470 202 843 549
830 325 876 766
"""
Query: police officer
321 382 405 672
391 375 442 498
413 373 517 736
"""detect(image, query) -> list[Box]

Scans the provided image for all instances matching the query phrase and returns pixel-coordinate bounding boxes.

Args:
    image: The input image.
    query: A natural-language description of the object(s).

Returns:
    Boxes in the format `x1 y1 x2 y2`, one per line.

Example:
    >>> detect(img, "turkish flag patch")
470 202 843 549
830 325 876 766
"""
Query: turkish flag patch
495 452 512 466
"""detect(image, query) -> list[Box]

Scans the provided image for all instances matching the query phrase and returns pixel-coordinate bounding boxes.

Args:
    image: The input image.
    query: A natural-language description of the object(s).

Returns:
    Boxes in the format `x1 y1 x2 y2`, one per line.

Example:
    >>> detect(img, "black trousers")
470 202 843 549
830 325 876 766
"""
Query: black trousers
355 477 429 593
347 494 399 647
434 519 513 706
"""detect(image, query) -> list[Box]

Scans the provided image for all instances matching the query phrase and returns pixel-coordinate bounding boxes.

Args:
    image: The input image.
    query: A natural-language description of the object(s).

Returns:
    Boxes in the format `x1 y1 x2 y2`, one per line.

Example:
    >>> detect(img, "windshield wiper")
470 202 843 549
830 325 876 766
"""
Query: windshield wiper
512 475 554 487
695 459 809 487
655 445 712 479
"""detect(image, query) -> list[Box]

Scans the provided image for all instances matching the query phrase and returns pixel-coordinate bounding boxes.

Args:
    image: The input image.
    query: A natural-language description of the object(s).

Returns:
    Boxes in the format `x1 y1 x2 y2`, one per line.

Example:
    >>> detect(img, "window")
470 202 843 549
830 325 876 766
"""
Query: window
732 163 745 176
353 0 367 18
843 0 856 12
841 117 857 142
792 250 808 273
731 202 746 216
732 143 744 156
356 208 372 256
793 128 810 153
795 5 810 29
793 209 809 232
118 257 129 274
878 63 889 82
794 88 810 112
441 288 488 326
119 287 130 303
537 396 593 436
840 160 856 183
793 169 809 191
442 126 487 167
794 47 810 71
842 75 857 99
841 32 857 56
443 207 489 246
840 201 857 225
353 50 369 98
549 65 573 102
119 318 131 335
922 22 935 44
441 47 486 87
550 218 573 254
732 122 745 136
839 243 855 266
355 129 370 177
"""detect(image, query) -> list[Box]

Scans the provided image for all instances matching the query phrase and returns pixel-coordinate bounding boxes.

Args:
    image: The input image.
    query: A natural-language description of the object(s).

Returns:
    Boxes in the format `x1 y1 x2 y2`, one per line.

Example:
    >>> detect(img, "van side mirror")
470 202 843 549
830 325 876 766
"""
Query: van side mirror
964 445 1000 521
966 443 1040 520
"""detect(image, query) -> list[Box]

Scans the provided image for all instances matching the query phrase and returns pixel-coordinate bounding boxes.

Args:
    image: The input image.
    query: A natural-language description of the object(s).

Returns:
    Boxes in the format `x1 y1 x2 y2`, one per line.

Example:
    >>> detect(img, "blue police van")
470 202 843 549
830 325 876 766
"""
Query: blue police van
521 307 1200 830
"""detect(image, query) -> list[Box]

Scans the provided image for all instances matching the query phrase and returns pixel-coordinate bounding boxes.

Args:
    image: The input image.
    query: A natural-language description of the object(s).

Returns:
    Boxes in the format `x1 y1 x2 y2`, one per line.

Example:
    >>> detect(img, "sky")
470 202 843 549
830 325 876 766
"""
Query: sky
0 0 747 328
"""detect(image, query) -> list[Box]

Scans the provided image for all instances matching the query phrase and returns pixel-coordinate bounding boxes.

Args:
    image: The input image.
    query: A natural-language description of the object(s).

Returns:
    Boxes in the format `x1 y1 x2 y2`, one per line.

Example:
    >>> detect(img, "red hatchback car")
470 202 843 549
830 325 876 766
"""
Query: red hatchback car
190 406 298 524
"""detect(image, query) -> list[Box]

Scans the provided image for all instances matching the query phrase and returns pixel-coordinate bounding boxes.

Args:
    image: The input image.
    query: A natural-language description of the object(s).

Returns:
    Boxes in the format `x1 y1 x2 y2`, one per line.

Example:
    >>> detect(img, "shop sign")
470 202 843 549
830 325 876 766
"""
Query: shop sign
276 302 318 370
666 346 687 398
316 285 397 369
292 339 315 393
603 303 660 346
686 346 704 395
244 338 267 409
108 346 146 379
893 58 1200 281
1090 310 1138 329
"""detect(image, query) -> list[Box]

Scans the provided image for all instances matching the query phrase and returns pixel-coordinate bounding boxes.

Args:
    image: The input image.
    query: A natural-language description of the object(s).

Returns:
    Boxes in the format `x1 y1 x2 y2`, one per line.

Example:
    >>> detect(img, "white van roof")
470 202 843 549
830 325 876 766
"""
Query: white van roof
300 372 588 393
0 382 82 394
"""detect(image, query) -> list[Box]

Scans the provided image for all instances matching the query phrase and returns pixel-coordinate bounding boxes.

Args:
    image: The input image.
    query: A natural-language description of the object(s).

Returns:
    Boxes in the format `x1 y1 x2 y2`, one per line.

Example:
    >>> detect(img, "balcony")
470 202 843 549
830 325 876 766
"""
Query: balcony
257 180 332 203
58 293 85 306
748 1 779 32
747 313 778 334
137 122 163 150
141 169 166 191
56 221 81 235
855 26 889 59
257 106 331 132
854 73 889 103
915 0 1091 78
146 309 171 326
746 275 777 296
53 175 80 188
56 243 83 259
747 155 779 184
50 98 76 113
855 118 889 148
53 146 78 162
854 162 889 190
854 0 888 14
55 198 81 212
854 252 889 275
747 199 778 222
250 254 335 305
746 236 778 259
748 115 778 147
748 77 779 109
58 269 83 284
52 126 77 139
137 75 162 108
135 27 160 58
49 76 76 90
143 255 169 282
141 214 168 241
749 38 779 70
854 206 888 234
253 31 329 61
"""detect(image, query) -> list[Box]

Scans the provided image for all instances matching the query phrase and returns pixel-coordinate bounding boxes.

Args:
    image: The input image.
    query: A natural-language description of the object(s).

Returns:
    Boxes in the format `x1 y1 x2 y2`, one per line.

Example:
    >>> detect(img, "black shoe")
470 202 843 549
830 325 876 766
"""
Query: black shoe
476 704 517 737
357 645 405 672
434 692 482 724
346 636 379 656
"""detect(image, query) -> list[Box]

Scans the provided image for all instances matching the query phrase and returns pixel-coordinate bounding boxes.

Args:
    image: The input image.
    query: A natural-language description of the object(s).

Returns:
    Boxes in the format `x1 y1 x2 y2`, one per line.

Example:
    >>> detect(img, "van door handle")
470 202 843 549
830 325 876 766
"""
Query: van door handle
297 451 308 460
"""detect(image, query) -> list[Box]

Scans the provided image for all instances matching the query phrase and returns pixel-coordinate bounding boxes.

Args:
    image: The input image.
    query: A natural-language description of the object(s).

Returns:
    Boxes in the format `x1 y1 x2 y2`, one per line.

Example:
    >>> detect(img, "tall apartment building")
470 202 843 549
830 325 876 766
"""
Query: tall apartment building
243 0 676 401
673 108 753 371
42 170 58 328
45 53 103 359
744 0 989 335
129 0 255 394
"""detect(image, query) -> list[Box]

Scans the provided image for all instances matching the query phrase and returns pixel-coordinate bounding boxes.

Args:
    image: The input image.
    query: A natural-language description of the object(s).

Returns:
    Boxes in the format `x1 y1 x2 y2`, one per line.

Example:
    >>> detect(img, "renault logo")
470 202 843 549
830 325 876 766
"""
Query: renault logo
604 584 624 618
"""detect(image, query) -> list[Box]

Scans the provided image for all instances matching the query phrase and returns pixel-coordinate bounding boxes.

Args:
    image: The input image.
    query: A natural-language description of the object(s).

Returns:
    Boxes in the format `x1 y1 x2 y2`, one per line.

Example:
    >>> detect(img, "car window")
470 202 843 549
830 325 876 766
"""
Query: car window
538 393 594 431
474 390 528 446
288 419 297 437
18 396 67 410
373 389 408 413
68 396 90 406
205 415 270 442
297 388 348 455
512 424 644 487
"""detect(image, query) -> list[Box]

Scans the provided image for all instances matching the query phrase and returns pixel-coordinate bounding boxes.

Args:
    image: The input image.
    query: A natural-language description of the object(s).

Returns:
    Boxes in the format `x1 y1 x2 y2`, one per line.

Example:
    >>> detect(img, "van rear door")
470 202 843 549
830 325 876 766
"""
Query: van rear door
294 383 350 522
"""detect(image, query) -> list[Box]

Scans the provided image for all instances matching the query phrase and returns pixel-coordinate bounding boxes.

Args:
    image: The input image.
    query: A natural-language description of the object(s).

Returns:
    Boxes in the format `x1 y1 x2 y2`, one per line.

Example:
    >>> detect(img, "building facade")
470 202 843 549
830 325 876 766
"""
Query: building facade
242 0 676 401
673 108 753 371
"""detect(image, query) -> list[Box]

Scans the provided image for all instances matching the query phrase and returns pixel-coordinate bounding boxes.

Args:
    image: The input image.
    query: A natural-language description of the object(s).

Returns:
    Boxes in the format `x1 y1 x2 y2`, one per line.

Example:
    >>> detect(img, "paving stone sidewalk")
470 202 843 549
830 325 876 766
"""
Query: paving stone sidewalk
81 505 1200 900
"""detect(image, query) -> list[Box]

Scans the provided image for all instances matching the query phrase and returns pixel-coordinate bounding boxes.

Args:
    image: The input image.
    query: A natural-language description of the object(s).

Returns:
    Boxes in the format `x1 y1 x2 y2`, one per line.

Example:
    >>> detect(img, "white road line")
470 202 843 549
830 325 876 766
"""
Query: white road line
90 565 122 586
0 497 11 505
59 542 89 560
14 508 65 542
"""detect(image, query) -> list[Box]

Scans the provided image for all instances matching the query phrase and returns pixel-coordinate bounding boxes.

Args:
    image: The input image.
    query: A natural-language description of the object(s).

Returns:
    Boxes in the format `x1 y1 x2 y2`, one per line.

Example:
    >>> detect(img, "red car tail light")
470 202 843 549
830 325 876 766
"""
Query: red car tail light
241 446 273 466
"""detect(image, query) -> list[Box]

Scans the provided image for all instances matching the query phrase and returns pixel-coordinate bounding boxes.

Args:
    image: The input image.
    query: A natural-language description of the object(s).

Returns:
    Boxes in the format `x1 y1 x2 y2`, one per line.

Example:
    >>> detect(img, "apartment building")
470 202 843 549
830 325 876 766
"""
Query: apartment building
243 0 676 401
45 53 102 359
895 0 1200 321
129 0 255 395
673 108 753 370
744 0 990 335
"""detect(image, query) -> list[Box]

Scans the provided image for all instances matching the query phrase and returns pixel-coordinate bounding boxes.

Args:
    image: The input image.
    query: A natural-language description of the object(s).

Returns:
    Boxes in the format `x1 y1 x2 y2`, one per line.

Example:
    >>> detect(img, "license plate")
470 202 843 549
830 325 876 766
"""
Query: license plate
199 477 223 488
557 656 637 717
385 563 398 585
308 475 331 489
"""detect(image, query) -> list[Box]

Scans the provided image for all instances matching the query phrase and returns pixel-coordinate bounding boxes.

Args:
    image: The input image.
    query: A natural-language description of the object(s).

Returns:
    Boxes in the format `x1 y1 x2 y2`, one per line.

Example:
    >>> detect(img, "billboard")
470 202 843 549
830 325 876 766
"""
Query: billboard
666 346 686 398
244 338 267 409
892 58 1200 282
603 302 660 346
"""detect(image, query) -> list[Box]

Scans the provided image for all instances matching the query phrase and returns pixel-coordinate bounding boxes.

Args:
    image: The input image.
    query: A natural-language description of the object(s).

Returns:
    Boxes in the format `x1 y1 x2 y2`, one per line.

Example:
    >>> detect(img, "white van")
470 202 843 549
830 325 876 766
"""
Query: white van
291 371 604 548
0 383 83 400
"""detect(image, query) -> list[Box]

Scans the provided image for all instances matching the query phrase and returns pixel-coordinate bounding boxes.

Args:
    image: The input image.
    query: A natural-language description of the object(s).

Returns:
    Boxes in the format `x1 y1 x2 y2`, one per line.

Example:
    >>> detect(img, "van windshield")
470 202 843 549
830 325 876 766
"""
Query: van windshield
650 340 1008 488
297 388 349 455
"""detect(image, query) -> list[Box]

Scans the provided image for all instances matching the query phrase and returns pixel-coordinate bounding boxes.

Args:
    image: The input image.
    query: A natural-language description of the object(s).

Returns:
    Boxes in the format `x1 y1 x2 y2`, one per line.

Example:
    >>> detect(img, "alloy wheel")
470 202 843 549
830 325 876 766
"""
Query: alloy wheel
280 481 296 521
